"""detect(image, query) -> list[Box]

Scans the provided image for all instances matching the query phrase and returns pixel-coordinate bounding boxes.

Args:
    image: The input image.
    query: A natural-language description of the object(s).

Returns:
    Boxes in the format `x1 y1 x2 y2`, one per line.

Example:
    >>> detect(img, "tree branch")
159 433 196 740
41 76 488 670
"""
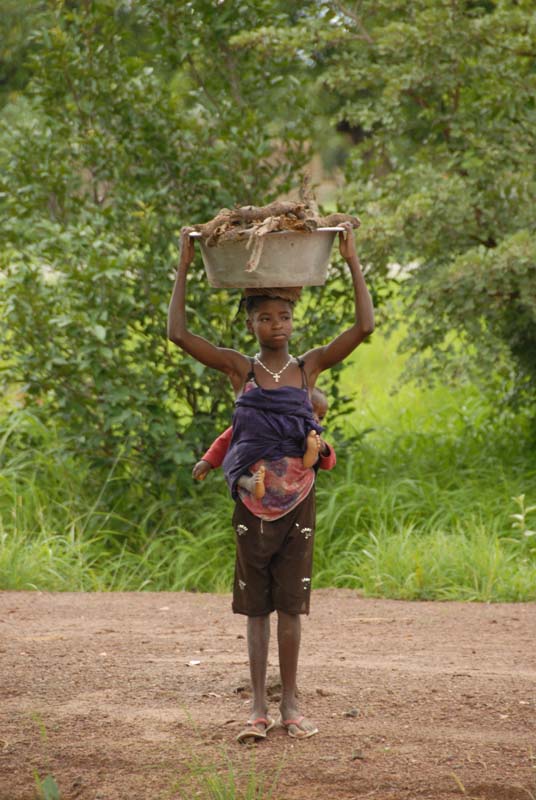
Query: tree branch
332 1 374 44
220 43 243 106
185 54 220 110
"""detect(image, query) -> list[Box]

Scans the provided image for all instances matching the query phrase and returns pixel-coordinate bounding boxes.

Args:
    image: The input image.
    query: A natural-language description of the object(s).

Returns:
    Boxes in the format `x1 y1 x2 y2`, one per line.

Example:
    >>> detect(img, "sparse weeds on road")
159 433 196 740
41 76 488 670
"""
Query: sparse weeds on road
31 714 61 800
34 773 61 800
26 714 282 800
169 749 284 800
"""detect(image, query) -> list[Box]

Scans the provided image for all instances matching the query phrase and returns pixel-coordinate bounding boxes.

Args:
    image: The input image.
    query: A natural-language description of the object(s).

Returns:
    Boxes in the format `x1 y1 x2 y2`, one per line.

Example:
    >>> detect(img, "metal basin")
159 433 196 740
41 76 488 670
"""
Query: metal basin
190 228 343 288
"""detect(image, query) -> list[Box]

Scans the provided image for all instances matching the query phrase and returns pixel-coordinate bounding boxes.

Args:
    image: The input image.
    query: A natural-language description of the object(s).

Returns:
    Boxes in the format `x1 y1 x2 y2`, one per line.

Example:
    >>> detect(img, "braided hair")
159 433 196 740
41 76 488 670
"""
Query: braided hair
234 293 297 320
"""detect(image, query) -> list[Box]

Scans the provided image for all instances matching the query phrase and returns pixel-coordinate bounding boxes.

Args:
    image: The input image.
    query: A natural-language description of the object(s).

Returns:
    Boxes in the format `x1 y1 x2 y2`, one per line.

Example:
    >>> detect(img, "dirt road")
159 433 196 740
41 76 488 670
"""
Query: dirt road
1 590 534 800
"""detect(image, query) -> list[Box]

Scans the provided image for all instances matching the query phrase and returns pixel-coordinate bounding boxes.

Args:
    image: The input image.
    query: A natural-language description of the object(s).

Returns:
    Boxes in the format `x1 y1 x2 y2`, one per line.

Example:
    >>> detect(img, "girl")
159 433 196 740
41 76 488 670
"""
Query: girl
168 222 374 742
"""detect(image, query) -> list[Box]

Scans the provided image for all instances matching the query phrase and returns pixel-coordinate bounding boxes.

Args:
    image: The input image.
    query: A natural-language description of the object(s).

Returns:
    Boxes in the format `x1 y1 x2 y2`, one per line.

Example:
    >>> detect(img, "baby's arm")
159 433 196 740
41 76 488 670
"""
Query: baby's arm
167 228 249 394
202 426 233 468
302 223 374 381
192 426 233 481
318 440 337 471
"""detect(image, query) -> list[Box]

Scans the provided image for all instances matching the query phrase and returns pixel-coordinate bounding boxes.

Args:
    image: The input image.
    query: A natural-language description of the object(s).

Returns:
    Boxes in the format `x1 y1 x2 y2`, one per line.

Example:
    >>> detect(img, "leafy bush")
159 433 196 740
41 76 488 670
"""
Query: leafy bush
234 1 536 408
0 1 369 488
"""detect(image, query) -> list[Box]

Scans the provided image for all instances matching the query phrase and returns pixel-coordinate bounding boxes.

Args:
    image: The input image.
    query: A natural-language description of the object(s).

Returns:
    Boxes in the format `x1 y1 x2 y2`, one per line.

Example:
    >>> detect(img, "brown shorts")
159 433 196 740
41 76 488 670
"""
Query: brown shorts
231 490 316 617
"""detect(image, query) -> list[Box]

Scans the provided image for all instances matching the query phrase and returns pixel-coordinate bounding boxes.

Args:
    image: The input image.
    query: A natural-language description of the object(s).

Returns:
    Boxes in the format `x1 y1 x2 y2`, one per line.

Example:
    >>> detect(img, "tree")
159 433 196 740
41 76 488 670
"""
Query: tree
0 1 50 107
0 0 365 495
237 0 536 407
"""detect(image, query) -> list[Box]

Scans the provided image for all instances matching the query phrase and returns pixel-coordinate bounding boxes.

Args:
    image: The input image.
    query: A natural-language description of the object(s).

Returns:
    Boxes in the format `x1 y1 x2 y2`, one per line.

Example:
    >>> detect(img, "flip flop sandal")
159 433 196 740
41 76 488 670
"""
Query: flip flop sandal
236 716 275 744
280 715 319 740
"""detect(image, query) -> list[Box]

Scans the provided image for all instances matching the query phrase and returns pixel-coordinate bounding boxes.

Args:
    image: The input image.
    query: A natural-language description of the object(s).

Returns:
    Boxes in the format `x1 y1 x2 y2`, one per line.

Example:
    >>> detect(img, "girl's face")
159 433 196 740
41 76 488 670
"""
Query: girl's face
247 299 293 348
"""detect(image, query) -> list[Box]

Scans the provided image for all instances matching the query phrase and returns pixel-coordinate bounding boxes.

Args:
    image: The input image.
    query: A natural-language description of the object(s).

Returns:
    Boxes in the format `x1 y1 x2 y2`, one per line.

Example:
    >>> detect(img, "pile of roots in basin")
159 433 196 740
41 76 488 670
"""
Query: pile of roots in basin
193 199 360 248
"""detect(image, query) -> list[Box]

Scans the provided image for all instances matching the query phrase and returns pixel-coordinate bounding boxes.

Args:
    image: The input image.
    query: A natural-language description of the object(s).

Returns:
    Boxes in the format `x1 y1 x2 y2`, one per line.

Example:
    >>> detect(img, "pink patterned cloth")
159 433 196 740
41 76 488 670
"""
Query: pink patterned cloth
237 456 314 521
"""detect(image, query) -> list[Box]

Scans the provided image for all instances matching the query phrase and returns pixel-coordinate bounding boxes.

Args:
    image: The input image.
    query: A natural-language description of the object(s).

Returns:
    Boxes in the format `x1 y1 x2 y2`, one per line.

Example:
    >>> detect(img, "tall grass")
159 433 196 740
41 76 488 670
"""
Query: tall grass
312 426 536 601
1 327 535 599
0 409 236 591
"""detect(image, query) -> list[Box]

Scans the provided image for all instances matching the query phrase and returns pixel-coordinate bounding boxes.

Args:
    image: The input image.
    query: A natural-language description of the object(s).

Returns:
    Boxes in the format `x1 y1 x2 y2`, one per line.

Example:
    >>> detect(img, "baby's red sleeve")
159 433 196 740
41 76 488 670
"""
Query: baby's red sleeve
202 426 233 469
318 442 337 471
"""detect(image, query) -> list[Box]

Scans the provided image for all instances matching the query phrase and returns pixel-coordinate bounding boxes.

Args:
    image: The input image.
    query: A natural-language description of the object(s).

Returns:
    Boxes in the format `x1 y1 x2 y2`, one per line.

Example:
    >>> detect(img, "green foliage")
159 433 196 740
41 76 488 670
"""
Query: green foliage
355 526 536 602
34 774 61 800
0 1 50 106
32 713 62 800
0 408 235 591
402 230 536 400
510 493 536 549
237 0 536 406
2 381 535 600
2 1 535 601
0 0 367 486
334 0 536 404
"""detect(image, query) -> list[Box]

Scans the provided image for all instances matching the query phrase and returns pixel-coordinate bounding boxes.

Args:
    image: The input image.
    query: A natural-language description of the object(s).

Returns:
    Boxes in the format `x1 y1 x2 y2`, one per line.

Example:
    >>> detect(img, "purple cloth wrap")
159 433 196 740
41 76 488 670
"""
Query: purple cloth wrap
222 386 323 499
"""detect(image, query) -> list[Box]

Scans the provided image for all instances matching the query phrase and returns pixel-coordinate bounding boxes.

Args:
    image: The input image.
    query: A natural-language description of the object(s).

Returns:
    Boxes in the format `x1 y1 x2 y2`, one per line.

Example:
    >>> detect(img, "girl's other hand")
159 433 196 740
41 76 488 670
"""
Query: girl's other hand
338 221 358 263
192 459 212 481
179 226 196 270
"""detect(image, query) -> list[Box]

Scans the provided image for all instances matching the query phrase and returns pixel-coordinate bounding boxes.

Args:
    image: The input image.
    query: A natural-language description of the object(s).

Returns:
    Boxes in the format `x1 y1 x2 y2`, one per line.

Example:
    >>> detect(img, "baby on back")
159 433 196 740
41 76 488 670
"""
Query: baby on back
192 386 335 499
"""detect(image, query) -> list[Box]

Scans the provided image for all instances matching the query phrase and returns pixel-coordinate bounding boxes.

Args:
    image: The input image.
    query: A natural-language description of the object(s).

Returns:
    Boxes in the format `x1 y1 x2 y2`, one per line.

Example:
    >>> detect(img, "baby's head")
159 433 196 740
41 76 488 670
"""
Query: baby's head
311 387 328 423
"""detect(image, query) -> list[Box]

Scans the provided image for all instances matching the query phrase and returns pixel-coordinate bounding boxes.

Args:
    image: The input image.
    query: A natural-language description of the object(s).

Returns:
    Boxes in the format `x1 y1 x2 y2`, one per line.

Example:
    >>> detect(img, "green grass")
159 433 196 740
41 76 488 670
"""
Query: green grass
1 327 535 599
312 428 536 601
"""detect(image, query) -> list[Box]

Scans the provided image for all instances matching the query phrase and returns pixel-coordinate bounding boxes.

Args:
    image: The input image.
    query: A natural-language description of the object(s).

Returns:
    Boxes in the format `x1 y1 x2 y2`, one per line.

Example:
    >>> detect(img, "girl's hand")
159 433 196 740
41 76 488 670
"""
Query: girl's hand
192 459 212 481
338 221 359 263
179 226 196 271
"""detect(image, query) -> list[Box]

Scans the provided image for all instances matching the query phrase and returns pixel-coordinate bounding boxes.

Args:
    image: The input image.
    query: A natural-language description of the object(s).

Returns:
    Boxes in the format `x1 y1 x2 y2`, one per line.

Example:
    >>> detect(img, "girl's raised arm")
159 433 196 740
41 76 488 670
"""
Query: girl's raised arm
303 223 374 382
167 228 248 392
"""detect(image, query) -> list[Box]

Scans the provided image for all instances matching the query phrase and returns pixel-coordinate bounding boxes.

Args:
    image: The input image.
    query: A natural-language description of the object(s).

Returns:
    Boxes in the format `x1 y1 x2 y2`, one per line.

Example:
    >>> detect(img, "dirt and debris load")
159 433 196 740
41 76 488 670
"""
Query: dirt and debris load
193 200 360 248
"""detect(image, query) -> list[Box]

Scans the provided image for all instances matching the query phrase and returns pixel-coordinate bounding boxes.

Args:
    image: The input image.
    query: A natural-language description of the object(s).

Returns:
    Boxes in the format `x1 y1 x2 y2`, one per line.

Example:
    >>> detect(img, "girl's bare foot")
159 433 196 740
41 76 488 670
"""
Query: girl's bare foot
303 430 321 468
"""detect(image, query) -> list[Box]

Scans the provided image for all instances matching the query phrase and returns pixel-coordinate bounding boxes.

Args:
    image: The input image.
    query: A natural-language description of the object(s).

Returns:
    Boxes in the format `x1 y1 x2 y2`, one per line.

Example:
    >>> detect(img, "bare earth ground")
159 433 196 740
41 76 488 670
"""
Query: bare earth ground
0 590 535 800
